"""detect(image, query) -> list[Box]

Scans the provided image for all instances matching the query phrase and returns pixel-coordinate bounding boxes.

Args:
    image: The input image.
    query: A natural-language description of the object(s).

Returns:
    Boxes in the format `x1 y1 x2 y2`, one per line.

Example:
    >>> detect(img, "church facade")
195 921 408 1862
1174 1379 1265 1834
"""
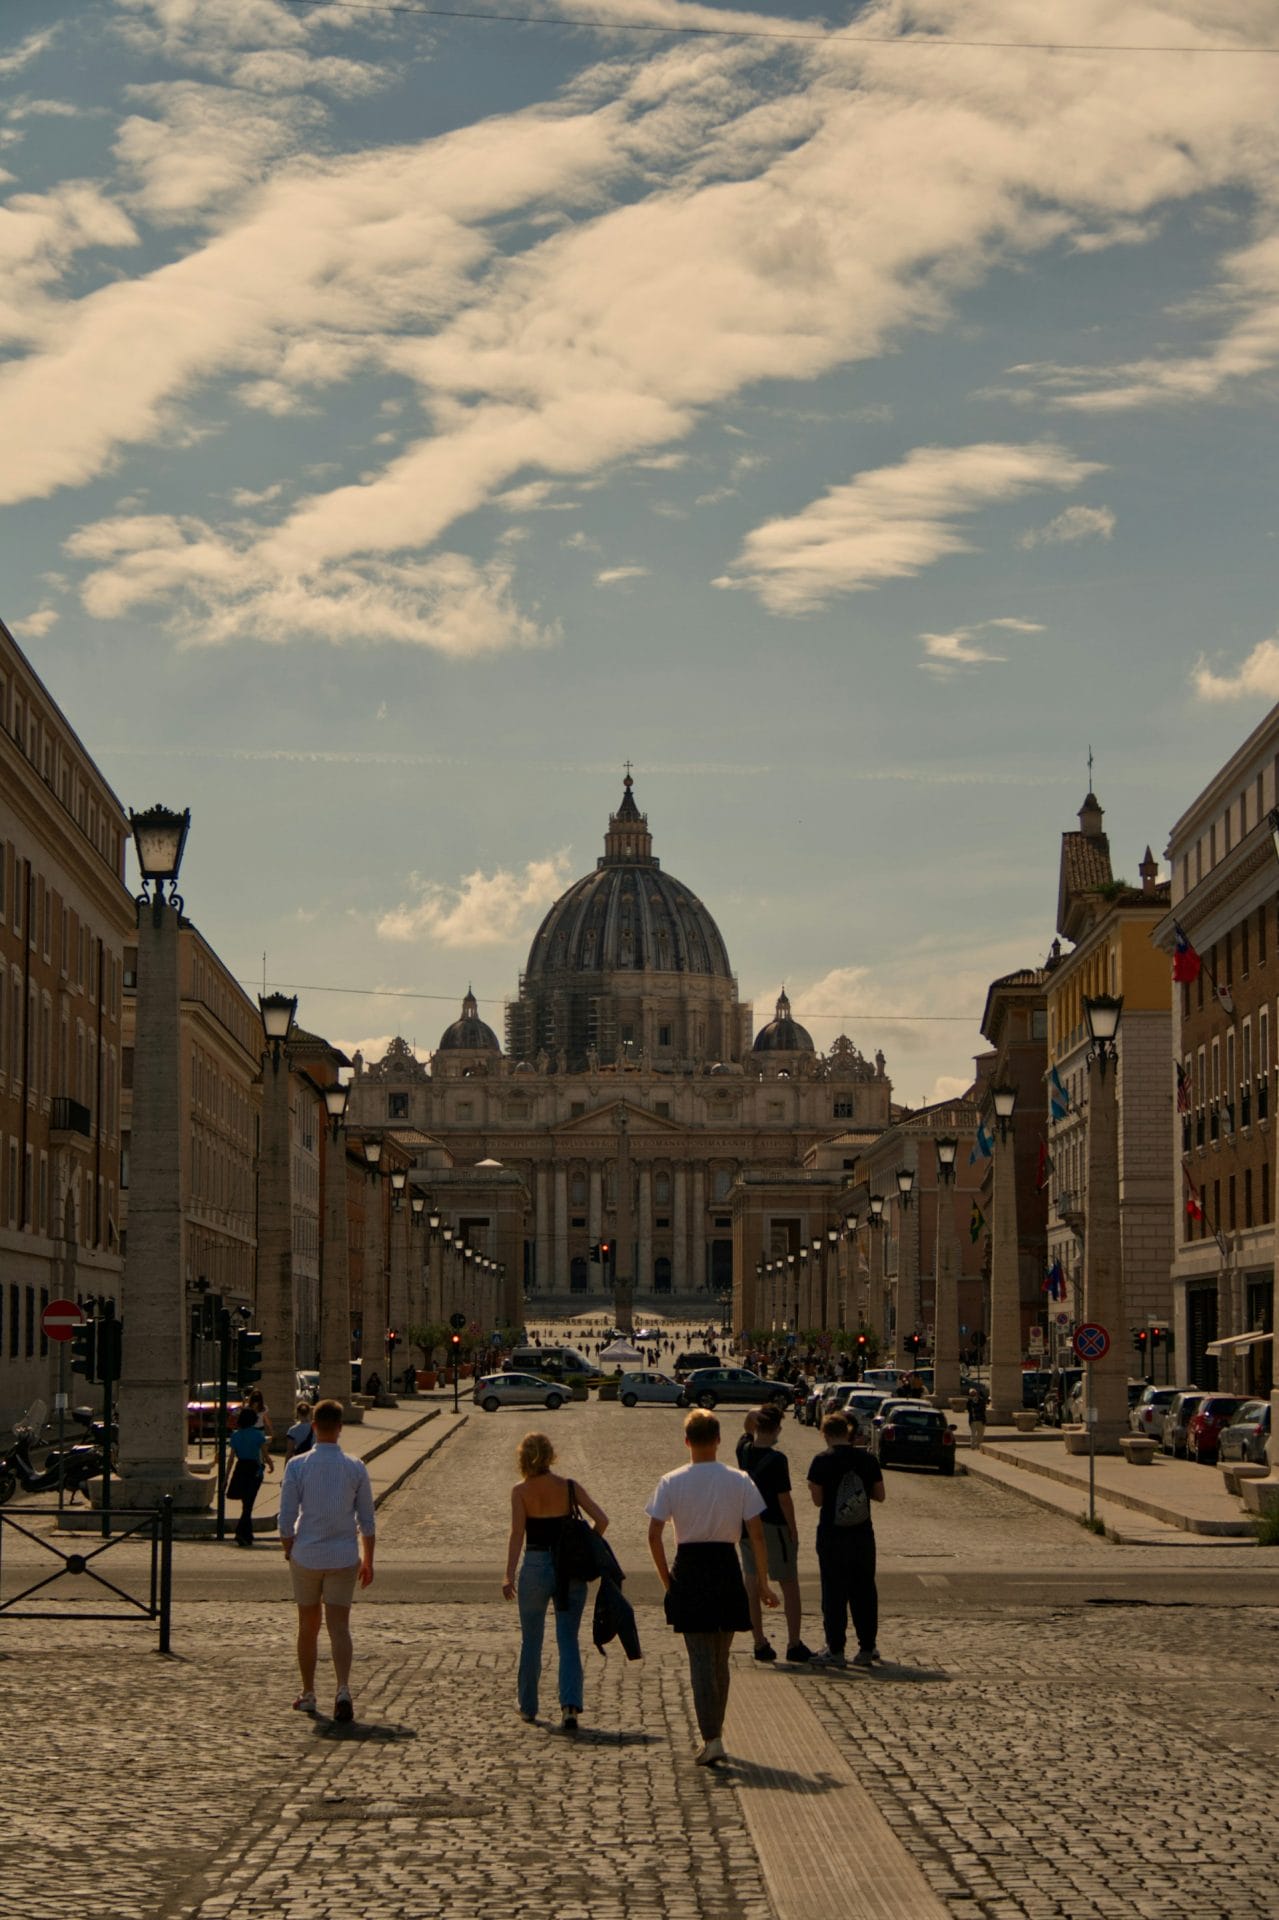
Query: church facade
347 777 893 1316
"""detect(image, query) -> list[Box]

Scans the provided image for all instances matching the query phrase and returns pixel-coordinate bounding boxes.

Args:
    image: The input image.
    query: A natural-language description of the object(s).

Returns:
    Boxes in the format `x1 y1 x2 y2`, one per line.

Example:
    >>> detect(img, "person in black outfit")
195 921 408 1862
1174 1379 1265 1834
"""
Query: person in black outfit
806 1410 884 1668
738 1403 812 1664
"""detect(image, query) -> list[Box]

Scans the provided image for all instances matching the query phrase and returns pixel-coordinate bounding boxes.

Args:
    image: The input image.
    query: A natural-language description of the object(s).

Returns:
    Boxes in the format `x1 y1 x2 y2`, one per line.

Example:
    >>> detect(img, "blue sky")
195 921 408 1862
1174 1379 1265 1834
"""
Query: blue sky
2 0 1277 1103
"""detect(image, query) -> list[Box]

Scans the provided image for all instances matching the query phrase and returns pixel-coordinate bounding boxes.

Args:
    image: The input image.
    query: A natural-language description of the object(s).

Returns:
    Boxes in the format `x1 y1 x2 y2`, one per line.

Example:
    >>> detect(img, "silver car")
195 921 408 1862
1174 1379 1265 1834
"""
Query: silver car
1218 1400 1270 1465
1161 1391 1205 1457
1129 1385 1179 1440
473 1371 568 1413
618 1370 686 1408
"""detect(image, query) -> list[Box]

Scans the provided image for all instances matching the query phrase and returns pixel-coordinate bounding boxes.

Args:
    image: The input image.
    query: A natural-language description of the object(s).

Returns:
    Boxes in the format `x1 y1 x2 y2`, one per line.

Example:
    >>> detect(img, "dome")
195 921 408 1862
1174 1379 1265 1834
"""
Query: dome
522 775 732 983
437 988 500 1053
753 990 815 1054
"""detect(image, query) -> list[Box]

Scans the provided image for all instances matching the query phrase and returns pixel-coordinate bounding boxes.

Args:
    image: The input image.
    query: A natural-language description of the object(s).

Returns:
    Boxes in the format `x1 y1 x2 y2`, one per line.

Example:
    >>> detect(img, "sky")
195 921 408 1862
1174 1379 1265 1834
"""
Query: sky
2 0 1278 1106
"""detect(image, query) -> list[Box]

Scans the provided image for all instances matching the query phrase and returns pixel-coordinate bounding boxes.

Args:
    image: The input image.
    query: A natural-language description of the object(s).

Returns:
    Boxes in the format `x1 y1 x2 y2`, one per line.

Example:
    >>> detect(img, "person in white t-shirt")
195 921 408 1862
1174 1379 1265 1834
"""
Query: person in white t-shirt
646 1408 779 1766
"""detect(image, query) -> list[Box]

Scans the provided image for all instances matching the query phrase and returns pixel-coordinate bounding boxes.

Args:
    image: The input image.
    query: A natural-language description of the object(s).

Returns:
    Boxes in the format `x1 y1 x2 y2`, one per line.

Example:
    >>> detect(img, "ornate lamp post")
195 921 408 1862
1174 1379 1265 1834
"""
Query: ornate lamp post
825 1227 838 1333
867 1194 886 1351
986 1083 1021 1424
116 805 212 1514
318 1081 353 1408
1082 995 1128 1450
257 990 298 1444
894 1167 916 1369
933 1135 961 1402
842 1211 861 1331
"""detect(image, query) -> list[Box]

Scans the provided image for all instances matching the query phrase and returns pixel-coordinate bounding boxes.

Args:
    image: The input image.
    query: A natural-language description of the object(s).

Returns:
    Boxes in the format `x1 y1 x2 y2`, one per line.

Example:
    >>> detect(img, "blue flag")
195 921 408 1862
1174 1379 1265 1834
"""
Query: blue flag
969 1121 993 1164
1049 1064 1070 1122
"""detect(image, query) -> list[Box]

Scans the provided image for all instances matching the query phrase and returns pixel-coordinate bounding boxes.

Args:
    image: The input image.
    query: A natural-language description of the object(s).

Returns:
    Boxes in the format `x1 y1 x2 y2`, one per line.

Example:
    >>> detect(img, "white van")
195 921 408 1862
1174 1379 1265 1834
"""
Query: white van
510 1345 602 1382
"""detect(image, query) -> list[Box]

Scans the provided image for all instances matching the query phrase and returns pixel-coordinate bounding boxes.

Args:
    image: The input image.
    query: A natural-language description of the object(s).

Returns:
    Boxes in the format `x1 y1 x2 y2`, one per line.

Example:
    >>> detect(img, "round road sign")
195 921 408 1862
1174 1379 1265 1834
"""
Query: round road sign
42 1297 85 1342
1073 1322 1110 1362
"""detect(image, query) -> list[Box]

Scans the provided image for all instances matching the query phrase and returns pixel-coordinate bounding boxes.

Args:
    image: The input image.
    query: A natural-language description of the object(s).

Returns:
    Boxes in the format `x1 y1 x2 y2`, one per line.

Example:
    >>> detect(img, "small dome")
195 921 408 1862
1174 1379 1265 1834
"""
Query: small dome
753 990 815 1054
437 988 501 1053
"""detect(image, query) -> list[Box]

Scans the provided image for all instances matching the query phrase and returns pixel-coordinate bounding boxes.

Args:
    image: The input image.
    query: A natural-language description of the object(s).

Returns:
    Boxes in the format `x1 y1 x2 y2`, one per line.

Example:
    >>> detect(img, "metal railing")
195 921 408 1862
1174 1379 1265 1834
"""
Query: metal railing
0 1497 173 1652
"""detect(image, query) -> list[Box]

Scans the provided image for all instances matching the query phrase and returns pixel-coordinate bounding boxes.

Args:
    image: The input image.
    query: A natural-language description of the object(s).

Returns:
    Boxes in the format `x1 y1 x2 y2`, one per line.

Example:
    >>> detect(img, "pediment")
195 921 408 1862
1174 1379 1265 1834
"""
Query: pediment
551 1098 685 1137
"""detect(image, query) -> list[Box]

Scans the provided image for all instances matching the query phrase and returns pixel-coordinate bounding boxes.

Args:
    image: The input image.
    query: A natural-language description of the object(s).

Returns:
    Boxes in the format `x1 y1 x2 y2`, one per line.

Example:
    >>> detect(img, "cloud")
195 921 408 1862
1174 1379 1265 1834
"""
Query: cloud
113 82 320 226
595 564 649 585
1192 636 1279 703
377 853 572 947
9 608 59 639
716 443 1101 614
1018 504 1116 548
919 615 1044 675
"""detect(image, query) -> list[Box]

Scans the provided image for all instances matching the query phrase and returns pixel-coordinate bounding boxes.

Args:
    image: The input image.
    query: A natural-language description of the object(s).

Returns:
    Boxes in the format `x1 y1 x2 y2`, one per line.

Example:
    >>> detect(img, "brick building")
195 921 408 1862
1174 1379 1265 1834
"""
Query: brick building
0 617 132 1425
980 967 1051 1362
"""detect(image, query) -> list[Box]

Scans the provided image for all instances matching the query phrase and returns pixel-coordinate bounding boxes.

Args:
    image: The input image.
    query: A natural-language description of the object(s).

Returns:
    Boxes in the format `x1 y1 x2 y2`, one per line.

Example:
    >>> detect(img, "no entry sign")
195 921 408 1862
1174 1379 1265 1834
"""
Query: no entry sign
1073 1322 1110 1362
41 1298 84 1342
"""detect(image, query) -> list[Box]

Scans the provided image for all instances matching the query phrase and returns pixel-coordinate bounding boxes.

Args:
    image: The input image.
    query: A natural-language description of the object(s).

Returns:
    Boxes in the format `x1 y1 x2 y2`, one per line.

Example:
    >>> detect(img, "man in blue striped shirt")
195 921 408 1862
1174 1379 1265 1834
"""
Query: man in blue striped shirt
279 1399 376 1722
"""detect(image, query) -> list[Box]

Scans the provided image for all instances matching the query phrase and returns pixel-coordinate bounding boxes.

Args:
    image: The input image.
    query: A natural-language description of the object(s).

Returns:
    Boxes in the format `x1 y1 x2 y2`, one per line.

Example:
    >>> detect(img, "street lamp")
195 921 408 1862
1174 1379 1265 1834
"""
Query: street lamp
1084 993 1123 1076
323 1082 349 1131
933 1134 961 1401
936 1136 958 1182
116 803 211 1514
363 1137 382 1172
259 991 297 1071
896 1168 915 1208
390 1166 407 1209
868 1194 885 1226
991 1083 1018 1140
987 1086 1020 1424
1080 994 1127 1449
318 1080 353 1409
256 989 300 1440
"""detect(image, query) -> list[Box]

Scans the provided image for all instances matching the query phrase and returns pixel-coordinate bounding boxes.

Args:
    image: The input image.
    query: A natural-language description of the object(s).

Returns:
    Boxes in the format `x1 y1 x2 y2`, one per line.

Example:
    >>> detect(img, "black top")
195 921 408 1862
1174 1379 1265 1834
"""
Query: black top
739 1443 791 1529
807 1443 882 1538
526 1512 569 1549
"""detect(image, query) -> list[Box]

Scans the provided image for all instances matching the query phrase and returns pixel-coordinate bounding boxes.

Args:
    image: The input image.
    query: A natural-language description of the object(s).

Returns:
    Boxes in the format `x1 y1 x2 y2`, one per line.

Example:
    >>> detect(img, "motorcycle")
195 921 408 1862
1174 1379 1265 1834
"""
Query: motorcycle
0 1403 108 1505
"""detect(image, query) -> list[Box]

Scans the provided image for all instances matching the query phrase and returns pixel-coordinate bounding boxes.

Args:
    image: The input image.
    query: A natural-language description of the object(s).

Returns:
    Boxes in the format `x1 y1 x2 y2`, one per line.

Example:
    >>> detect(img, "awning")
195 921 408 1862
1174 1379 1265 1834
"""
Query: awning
1206 1331 1274 1357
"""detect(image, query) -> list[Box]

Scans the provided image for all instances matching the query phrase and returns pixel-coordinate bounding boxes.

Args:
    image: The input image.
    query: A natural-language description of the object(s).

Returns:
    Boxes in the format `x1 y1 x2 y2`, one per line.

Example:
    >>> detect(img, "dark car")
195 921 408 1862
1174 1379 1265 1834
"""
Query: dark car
683 1367 792 1409
873 1403 958 1475
1161 1391 1205 1457
1186 1395 1246 1465
673 1351 721 1380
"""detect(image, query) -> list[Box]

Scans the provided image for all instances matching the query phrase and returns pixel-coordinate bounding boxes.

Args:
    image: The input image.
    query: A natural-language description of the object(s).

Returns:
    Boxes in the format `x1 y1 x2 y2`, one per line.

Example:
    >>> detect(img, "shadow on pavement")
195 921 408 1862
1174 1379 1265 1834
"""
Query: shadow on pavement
712 1761 844 1792
313 1719 419 1742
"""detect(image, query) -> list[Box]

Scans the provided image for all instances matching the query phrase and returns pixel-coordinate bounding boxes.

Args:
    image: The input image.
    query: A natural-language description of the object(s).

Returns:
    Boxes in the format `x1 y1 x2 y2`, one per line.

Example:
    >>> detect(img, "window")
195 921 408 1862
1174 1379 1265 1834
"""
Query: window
714 1215 731 1229
387 1093 409 1119
1228 1174 1237 1231
1226 1030 1236 1133
655 1101 670 1119
1261 904 1269 968
833 1099 854 1119
1032 1009 1047 1039
1242 916 1251 977
571 1215 586 1229
1242 1021 1253 1128
7 1283 15 1356
658 1025 671 1047
1245 1168 1253 1228
1265 1165 1272 1227
570 1102 585 1118
24 1286 34 1357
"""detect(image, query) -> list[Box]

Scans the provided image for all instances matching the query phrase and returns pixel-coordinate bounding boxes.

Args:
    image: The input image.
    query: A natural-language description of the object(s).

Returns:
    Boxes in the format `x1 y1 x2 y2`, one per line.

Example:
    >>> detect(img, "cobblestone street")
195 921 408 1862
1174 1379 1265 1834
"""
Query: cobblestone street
4 1403 1277 1920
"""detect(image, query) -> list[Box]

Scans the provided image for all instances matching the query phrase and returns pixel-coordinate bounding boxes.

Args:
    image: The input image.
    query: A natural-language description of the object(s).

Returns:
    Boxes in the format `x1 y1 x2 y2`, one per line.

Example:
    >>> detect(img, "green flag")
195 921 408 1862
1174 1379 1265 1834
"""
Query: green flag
969 1200 986 1244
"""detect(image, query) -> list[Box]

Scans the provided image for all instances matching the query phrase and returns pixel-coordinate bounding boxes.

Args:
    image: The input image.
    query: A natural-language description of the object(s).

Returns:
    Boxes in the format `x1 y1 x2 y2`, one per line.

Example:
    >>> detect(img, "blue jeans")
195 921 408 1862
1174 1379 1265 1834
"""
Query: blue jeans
517 1549 586 1717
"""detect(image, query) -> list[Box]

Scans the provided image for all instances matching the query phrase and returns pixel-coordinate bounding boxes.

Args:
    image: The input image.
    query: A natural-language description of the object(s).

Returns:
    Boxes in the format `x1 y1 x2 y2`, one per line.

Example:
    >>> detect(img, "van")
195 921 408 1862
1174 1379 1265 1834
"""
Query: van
510 1345 603 1382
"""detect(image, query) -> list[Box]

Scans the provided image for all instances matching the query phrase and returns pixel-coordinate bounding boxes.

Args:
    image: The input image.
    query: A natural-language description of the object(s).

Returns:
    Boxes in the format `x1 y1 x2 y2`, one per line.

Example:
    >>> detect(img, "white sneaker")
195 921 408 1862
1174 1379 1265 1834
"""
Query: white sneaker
694 1736 725 1765
810 1647 848 1669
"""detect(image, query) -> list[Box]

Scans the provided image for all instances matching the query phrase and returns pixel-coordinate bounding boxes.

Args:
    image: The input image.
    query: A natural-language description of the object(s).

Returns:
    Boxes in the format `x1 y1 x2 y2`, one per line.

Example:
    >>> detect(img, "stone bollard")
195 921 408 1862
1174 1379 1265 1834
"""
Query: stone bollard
1118 1436 1157 1465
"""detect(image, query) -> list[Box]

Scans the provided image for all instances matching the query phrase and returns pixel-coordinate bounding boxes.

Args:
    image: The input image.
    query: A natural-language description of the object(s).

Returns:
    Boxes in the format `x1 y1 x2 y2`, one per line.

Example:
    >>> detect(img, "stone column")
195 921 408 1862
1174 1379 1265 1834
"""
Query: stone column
987 1123 1022 1426
535 1165 551 1297
933 1178 961 1402
867 1223 885 1350
318 1125 352 1407
116 896 211 1513
691 1166 705 1296
1083 1049 1128 1450
588 1165 603 1258
388 1198 410 1356
553 1166 568 1295
257 1044 297 1444
613 1112 634 1333
638 1165 652 1300
427 1224 443 1327
672 1166 687 1291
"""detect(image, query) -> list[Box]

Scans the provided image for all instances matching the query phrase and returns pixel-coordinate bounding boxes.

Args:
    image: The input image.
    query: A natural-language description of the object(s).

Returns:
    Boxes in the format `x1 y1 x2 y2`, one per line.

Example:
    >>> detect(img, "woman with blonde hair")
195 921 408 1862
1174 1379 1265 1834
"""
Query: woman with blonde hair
503 1430 608 1731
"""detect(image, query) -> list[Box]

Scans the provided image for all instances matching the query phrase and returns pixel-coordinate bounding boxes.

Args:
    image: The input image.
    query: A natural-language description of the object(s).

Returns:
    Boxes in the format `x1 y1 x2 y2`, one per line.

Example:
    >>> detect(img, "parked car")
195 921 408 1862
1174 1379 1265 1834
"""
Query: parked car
509 1345 603 1383
1066 1376 1147 1424
1161 1391 1206 1457
1218 1400 1270 1465
473 1371 568 1413
673 1351 721 1380
873 1403 958 1475
842 1388 897 1441
1186 1395 1247 1464
186 1382 243 1441
684 1367 792 1409
801 1381 838 1425
618 1370 686 1408
860 1367 902 1394
1129 1385 1180 1440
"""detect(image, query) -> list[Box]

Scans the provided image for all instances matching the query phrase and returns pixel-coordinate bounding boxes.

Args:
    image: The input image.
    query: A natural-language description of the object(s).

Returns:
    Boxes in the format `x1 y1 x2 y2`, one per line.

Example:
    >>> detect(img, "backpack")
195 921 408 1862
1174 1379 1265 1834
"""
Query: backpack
832 1462 870 1529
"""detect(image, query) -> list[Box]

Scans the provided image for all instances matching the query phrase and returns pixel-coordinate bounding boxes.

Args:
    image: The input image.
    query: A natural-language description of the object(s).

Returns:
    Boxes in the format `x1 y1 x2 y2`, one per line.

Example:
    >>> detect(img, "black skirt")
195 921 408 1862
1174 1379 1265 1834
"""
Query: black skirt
227 1459 263 1501
663 1541 750 1635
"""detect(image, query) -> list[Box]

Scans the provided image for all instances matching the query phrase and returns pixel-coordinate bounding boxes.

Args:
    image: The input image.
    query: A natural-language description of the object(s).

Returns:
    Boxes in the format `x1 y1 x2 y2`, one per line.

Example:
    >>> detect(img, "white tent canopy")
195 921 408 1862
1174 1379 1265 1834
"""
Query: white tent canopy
598 1339 644 1364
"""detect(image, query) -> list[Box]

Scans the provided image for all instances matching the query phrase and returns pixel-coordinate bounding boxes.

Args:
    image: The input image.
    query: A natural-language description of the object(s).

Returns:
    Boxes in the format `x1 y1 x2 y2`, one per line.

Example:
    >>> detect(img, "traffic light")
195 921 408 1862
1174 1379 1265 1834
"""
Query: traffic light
98 1314 123 1384
387 1329 400 1357
1150 1326 1165 1348
589 1243 600 1263
600 1240 611 1265
236 1328 263 1390
905 1333 921 1357
71 1317 97 1379
1133 1328 1148 1357
449 1331 462 1356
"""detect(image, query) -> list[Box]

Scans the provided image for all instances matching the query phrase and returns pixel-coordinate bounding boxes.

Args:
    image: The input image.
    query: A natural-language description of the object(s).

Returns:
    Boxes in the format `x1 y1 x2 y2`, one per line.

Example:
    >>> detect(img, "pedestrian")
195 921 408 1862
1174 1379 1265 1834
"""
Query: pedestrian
243 1386 273 1438
503 1431 608 1732
734 1407 759 1468
967 1382 988 1449
806 1410 884 1669
738 1403 812 1665
364 1371 382 1399
278 1398 375 1723
646 1409 779 1766
227 1404 273 1547
285 1399 315 1459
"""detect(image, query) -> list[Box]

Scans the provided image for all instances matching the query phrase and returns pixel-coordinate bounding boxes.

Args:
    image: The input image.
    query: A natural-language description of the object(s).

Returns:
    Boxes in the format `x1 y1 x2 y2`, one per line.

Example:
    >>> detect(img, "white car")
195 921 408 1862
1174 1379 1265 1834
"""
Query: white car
618 1370 686 1408
1129 1385 1179 1439
473 1371 568 1413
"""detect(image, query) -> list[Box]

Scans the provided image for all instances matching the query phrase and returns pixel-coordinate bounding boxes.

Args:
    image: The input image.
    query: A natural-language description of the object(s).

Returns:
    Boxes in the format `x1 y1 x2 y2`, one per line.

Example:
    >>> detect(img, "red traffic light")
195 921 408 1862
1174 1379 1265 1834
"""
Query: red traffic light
449 1332 462 1347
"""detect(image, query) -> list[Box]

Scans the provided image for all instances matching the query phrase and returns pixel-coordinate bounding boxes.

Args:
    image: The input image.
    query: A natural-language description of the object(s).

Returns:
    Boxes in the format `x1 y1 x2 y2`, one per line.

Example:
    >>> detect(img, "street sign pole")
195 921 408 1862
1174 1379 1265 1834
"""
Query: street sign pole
1072 1323 1110 1530
57 1341 67 1513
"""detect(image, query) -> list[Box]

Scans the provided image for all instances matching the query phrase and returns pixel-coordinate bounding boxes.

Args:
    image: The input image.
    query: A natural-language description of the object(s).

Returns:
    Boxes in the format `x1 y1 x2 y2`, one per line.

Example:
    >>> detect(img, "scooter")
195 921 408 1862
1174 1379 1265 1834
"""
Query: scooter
0 1408 106 1505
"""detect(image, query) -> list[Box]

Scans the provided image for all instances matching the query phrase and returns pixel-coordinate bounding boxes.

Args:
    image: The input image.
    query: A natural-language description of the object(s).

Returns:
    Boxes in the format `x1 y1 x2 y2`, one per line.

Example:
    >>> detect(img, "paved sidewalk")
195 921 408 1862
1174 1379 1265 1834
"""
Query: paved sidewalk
964 1425 1259 1541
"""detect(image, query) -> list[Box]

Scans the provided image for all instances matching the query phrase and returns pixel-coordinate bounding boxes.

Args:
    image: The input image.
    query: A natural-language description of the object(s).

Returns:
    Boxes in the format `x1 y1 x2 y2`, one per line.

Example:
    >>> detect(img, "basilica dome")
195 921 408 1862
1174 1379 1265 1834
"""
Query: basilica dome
437 988 500 1053
753 990 815 1054
507 775 740 1071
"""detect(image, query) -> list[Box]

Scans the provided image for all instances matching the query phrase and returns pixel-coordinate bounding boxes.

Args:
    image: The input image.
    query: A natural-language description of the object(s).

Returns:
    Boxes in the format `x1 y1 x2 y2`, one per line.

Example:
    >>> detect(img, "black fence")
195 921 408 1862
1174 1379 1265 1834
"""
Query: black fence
0 1496 173 1652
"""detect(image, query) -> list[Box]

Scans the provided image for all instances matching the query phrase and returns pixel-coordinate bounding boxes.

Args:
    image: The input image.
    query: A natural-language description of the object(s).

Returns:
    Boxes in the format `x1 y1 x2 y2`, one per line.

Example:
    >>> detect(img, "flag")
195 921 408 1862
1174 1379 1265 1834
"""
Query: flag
1216 983 1235 1017
1041 1260 1065 1300
1175 1062 1190 1114
1049 1064 1070 1122
969 1200 986 1243
1172 925 1201 984
969 1122 993 1164
1036 1138 1054 1191
1184 1174 1203 1222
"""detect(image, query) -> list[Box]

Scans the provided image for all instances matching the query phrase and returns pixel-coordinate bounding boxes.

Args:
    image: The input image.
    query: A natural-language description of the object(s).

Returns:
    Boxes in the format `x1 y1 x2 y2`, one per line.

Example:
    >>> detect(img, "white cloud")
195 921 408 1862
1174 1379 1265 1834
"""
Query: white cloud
716 443 1101 614
595 564 649 585
1192 636 1279 703
1018 504 1116 548
9 608 59 639
0 28 62 79
920 615 1045 675
114 82 318 226
377 853 572 947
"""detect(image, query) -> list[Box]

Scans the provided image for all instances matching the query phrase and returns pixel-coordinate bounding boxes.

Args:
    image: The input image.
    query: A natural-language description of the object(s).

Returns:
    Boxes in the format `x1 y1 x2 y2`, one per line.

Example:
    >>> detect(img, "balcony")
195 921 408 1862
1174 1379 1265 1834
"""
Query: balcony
50 1096 92 1144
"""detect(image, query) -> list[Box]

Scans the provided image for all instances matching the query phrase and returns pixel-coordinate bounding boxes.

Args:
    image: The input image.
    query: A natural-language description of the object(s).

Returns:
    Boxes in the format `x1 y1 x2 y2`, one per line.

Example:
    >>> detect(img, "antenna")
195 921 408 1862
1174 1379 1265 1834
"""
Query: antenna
1087 744 1094 790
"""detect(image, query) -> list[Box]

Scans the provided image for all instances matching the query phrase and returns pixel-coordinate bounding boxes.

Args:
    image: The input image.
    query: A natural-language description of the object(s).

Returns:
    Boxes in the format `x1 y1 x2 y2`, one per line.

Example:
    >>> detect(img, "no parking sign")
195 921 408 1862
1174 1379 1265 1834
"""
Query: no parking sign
1072 1322 1110 1362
